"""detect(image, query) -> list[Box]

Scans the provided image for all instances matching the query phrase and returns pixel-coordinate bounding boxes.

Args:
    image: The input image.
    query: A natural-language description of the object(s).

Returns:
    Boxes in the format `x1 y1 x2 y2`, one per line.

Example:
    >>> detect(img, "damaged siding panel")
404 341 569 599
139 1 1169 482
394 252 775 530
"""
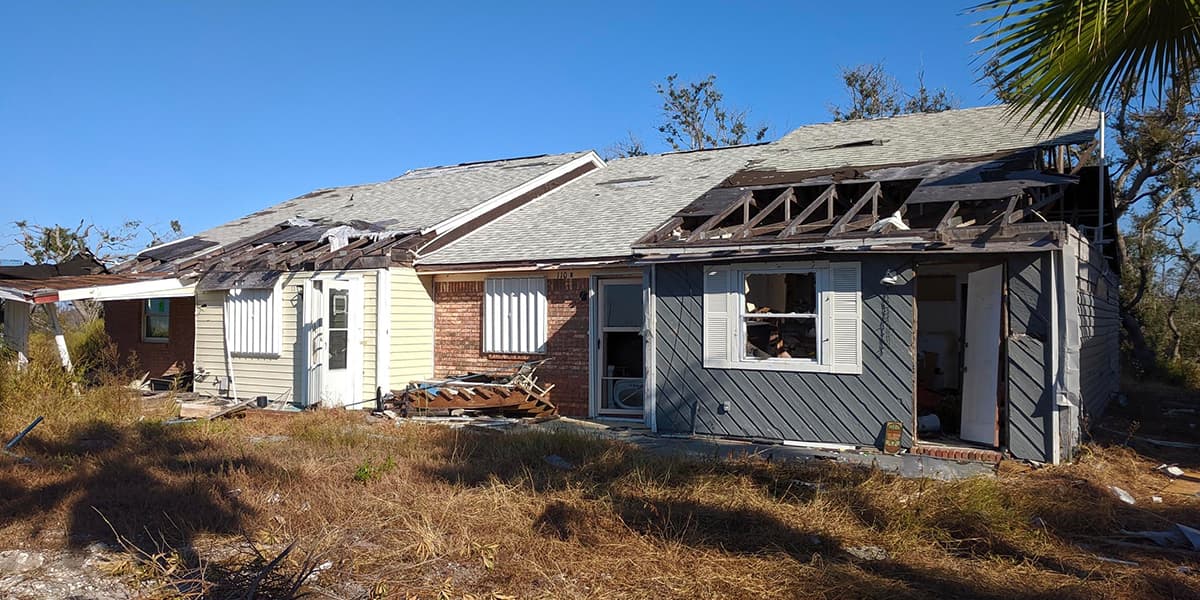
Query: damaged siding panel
390 267 435 389
1075 232 1120 420
654 258 914 447
1006 254 1054 463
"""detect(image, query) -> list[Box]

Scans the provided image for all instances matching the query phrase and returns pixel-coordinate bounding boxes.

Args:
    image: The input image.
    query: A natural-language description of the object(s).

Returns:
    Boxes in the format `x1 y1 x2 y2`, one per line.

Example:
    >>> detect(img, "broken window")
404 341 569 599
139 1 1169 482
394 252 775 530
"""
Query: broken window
143 298 170 341
742 272 819 361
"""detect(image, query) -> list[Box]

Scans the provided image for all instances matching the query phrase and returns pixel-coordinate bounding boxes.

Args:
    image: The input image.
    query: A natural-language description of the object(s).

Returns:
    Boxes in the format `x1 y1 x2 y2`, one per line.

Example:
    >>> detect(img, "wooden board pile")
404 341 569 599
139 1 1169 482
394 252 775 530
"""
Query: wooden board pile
398 360 557 419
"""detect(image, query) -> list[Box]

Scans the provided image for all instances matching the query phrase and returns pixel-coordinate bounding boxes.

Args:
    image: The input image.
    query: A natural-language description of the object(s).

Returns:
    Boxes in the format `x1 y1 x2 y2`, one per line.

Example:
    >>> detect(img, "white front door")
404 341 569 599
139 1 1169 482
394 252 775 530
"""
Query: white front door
594 278 645 418
315 278 363 408
961 264 1003 446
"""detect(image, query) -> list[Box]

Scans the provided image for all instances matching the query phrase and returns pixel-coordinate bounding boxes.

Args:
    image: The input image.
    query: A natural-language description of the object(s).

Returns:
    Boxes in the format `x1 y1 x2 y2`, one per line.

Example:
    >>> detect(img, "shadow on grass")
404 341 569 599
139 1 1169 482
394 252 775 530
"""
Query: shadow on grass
0 420 282 562
420 427 1200 598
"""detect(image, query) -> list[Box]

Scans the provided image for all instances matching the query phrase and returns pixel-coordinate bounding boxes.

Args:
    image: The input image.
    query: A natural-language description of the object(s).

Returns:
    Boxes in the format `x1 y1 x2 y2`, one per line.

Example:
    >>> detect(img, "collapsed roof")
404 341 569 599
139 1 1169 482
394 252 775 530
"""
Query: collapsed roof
117 152 600 277
635 106 1111 265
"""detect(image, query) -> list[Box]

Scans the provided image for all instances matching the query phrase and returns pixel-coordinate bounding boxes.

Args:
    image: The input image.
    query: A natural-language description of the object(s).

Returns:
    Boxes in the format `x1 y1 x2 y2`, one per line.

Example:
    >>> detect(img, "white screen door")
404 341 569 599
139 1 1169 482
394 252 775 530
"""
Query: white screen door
961 265 1003 446
596 279 644 417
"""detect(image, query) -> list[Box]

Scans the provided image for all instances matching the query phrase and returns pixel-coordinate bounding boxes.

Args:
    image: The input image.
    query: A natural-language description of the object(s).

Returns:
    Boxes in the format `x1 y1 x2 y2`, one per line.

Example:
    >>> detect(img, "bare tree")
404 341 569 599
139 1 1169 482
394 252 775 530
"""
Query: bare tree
655 74 768 151
604 132 649 160
831 63 955 121
13 219 183 265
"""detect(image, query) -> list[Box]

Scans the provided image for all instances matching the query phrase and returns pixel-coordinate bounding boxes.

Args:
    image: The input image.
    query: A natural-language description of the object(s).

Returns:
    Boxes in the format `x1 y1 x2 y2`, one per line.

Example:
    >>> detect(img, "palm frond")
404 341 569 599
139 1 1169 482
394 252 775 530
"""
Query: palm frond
971 0 1200 131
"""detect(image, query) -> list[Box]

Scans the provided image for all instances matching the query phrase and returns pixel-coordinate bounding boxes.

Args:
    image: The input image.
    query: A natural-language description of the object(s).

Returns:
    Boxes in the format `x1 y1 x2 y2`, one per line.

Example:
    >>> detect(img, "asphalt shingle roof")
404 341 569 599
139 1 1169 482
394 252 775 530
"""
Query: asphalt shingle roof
191 152 590 248
746 105 1099 175
417 145 766 265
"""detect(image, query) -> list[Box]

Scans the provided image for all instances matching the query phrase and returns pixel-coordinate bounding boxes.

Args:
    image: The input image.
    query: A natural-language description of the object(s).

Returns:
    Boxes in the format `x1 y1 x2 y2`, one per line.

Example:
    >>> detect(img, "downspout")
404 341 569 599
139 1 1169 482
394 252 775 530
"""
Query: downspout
1096 111 1106 244
1048 251 1062 464
221 300 239 401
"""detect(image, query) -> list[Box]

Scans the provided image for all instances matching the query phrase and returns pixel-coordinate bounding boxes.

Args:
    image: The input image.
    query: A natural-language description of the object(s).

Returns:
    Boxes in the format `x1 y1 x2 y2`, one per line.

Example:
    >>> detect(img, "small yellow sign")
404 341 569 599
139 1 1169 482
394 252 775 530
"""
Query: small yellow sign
883 421 903 454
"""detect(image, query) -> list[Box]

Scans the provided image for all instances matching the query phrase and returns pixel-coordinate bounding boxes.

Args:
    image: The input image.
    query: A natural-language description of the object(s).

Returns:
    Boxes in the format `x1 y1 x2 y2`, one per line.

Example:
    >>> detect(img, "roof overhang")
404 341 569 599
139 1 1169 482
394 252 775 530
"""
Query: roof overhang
415 256 635 275
0 275 193 305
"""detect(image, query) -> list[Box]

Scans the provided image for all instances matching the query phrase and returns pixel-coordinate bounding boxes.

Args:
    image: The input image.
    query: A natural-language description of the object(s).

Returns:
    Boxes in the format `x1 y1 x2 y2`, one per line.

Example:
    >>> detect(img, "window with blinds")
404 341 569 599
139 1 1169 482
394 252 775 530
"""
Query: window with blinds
224 287 282 357
483 277 547 354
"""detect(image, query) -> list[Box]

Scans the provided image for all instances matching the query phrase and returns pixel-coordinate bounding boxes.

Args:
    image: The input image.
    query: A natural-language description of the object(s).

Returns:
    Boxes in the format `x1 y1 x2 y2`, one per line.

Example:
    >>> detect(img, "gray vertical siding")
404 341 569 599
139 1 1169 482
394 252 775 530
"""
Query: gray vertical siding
1006 255 1054 462
1076 234 1120 421
654 257 915 448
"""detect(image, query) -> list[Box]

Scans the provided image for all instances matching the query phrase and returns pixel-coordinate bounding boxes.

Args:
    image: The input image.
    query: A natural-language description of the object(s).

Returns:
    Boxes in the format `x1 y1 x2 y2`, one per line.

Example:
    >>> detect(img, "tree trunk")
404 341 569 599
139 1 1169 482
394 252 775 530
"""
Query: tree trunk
1114 227 1159 374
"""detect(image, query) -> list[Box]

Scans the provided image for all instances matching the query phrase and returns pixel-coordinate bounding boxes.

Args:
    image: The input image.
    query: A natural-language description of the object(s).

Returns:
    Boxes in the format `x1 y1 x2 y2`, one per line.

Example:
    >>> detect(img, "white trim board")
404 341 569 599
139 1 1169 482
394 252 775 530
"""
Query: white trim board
417 152 606 240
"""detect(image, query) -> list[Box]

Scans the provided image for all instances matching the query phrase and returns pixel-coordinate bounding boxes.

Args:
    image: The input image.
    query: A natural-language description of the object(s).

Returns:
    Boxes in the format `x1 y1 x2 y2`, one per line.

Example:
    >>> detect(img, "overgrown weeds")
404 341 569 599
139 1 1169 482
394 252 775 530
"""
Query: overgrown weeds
0 362 1197 598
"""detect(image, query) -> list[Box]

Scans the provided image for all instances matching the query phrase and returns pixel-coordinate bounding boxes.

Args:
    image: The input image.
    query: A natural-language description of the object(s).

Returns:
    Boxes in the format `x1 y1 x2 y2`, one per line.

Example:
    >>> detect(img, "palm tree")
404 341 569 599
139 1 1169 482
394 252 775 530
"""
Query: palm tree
972 0 1200 128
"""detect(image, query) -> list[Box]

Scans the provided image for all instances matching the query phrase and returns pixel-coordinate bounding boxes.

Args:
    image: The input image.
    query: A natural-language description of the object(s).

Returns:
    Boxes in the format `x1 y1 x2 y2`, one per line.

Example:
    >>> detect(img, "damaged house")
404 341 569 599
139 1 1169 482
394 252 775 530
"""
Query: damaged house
0 105 1119 465
634 106 1117 464
1 152 603 405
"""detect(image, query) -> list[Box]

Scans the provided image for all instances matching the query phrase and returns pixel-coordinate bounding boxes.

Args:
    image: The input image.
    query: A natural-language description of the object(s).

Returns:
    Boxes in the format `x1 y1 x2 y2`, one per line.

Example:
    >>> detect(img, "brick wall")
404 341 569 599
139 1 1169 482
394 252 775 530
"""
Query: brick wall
434 277 590 416
104 297 195 378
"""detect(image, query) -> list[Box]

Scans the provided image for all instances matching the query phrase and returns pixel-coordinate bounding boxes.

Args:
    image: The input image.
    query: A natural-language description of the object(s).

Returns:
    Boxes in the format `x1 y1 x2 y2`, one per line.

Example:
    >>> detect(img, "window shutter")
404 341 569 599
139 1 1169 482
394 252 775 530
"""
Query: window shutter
483 277 547 354
827 262 862 374
702 266 734 368
225 287 282 357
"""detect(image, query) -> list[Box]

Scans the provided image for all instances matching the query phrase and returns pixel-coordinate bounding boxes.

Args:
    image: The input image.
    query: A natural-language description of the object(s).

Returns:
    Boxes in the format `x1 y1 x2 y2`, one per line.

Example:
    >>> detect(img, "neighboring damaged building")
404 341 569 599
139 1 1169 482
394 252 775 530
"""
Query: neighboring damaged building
104 152 603 405
415 144 767 418
633 106 1116 464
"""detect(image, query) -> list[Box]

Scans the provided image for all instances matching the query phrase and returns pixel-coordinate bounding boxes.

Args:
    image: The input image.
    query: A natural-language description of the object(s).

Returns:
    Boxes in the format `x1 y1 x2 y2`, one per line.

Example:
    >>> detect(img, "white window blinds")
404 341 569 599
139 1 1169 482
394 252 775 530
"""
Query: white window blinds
484 277 547 354
224 287 282 357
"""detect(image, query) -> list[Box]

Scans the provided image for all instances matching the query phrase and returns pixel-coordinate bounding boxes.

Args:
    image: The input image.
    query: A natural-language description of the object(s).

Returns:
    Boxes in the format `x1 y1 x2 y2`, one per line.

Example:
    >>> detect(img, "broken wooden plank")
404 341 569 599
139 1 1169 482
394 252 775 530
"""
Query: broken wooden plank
779 185 837 238
830 182 882 236
737 187 794 238
687 190 753 242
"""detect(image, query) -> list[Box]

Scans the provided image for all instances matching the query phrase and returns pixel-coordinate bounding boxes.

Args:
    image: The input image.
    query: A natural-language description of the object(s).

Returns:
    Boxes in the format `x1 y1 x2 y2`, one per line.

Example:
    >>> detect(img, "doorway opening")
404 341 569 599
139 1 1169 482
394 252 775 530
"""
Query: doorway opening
593 278 645 419
913 262 1005 450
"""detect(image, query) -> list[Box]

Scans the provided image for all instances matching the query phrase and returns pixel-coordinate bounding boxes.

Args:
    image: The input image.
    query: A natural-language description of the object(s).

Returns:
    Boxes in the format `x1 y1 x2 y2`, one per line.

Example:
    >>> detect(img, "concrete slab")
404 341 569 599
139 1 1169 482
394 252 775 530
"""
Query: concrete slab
540 417 996 480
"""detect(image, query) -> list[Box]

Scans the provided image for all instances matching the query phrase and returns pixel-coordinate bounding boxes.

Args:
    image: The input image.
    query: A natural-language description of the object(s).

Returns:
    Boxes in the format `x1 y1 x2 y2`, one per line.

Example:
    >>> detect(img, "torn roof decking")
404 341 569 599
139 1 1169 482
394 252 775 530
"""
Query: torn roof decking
115 151 598 276
635 152 1114 264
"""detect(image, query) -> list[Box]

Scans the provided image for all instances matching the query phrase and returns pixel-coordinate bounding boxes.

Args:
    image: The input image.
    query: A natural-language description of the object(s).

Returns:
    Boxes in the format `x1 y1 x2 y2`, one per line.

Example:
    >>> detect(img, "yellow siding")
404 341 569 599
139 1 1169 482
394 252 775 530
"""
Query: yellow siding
194 270 379 405
390 267 435 390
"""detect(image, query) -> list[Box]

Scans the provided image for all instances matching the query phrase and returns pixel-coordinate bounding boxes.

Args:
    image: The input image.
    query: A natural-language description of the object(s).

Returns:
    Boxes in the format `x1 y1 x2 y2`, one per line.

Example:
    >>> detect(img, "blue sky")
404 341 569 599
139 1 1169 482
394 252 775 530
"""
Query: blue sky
0 1 998 262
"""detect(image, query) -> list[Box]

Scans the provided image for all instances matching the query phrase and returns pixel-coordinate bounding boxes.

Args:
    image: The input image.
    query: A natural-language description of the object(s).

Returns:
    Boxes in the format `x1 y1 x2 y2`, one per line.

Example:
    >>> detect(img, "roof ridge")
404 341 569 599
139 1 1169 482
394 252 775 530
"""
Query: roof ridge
397 150 589 178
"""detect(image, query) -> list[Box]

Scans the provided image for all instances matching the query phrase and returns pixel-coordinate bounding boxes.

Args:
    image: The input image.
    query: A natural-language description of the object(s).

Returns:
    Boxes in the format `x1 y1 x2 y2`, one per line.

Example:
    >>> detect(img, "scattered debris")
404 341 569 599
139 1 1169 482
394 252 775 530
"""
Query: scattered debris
845 546 889 561
1093 555 1139 567
1107 485 1136 505
1152 496 1163 504
179 399 255 420
1118 524 1200 551
400 360 557 419
4 416 43 453
0 550 45 574
543 454 575 471
1156 464 1186 478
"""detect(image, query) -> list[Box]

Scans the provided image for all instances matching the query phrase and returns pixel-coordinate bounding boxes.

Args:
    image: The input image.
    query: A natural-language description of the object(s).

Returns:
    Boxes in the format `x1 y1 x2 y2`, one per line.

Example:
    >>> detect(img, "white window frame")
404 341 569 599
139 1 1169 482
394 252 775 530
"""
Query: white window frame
737 267 825 370
224 284 283 358
483 276 548 355
142 298 171 343
704 260 862 374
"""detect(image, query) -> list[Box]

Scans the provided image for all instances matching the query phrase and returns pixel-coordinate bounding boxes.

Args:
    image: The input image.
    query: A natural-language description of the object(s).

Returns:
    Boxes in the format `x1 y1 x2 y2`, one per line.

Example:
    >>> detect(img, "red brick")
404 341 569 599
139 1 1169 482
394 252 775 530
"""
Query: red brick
104 297 195 378
433 278 591 416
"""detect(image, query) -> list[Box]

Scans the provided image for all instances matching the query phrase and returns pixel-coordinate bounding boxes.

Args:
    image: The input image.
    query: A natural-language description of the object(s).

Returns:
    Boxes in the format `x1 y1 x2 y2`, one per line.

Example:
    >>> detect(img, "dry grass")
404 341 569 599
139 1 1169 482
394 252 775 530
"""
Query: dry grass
1 355 1198 598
